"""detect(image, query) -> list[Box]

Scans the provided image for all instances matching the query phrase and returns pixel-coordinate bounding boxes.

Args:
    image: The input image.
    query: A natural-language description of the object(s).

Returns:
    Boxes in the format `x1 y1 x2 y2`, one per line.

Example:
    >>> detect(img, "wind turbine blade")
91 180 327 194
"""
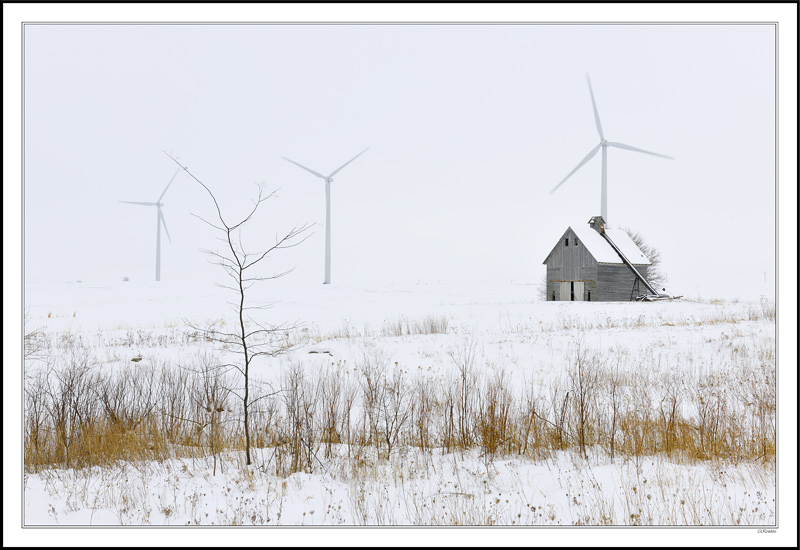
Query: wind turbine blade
157 168 181 203
586 74 604 140
158 208 172 244
550 143 602 194
328 146 370 178
606 141 673 159
119 201 156 206
281 157 327 179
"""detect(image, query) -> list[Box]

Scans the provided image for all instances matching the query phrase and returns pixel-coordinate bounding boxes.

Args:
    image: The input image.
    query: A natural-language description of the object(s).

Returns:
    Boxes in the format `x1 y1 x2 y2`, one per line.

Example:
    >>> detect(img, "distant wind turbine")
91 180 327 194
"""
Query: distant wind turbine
550 74 672 221
119 168 180 282
281 147 370 284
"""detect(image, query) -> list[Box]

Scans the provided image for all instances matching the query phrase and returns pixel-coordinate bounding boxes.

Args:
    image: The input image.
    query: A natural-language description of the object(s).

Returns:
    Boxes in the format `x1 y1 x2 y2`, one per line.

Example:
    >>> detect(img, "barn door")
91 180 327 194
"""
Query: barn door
573 281 585 301
559 282 570 301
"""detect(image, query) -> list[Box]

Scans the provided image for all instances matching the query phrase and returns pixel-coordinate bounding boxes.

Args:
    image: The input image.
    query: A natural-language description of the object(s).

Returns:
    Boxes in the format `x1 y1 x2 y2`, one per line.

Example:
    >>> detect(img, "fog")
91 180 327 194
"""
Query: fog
17 11 787 301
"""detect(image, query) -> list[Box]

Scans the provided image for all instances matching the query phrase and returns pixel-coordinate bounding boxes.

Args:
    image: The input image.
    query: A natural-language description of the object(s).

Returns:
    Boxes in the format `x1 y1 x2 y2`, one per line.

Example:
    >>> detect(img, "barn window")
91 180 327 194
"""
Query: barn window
564 238 569 247
574 238 578 246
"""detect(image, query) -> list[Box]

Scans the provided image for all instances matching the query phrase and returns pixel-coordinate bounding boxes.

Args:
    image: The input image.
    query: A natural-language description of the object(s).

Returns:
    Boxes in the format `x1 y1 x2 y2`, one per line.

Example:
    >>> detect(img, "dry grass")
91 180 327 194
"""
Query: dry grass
24 331 775 475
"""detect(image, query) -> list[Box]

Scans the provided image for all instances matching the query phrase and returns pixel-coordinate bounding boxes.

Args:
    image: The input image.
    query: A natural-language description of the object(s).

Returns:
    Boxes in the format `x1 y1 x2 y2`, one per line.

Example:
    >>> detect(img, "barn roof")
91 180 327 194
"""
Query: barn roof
543 222 651 265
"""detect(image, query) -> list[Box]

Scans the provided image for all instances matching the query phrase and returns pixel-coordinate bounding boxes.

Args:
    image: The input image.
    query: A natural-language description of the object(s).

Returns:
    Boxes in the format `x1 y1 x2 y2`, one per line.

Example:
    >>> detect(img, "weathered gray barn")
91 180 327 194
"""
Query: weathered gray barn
543 216 653 301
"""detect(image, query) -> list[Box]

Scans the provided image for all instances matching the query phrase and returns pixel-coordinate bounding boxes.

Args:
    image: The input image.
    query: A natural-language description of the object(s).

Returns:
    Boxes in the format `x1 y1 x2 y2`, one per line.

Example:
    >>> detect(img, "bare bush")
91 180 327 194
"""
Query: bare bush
603 359 625 461
657 373 684 456
447 337 480 450
318 362 344 458
567 342 601 459
547 375 572 451
517 377 549 460
24 321 48 361
41 351 95 467
409 374 437 453
187 352 234 475
357 349 410 459
281 362 320 475
476 368 514 461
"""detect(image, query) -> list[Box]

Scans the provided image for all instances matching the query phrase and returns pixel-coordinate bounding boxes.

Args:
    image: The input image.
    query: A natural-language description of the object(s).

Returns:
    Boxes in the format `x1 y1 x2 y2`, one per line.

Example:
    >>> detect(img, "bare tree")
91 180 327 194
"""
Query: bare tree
622 227 668 290
166 153 313 466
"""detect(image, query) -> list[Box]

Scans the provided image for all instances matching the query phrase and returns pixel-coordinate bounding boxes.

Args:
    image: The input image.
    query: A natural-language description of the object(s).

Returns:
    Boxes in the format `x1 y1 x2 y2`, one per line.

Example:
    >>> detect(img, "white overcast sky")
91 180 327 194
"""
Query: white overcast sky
7 4 797 300
4 5 799 547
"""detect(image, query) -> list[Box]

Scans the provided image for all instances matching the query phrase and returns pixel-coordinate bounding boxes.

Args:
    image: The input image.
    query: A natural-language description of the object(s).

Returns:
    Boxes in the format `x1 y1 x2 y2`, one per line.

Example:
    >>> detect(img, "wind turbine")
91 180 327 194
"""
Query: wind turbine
119 168 180 282
281 147 370 284
550 74 672 221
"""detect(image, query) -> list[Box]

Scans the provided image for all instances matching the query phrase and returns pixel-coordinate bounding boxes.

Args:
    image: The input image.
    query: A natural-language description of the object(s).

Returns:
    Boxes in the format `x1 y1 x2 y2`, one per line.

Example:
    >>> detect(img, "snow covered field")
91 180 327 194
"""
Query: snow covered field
16 279 790 545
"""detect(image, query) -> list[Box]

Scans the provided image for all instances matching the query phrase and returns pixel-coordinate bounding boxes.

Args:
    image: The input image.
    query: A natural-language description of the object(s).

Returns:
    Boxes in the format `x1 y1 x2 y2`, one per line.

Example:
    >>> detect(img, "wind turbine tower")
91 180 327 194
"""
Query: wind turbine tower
281 147 370 284
550 75 672 221
120 168 180 282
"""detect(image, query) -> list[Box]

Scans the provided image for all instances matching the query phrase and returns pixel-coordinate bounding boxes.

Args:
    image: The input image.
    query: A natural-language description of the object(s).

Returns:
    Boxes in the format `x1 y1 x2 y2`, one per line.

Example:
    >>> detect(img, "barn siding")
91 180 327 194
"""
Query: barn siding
594 264 650 301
